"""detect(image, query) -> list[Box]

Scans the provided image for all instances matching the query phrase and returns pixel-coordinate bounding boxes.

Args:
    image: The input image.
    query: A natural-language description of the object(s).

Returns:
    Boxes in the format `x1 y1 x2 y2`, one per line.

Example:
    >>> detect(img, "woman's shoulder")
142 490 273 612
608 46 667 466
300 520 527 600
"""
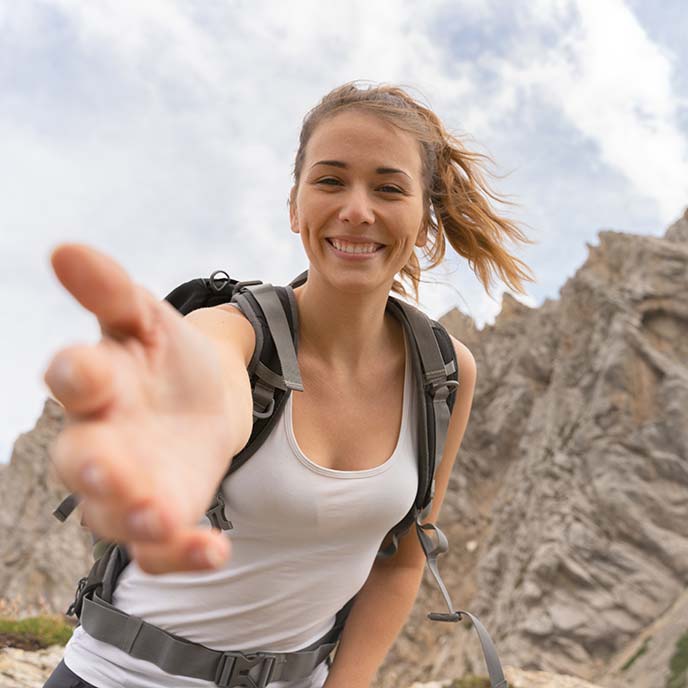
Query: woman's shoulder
184 304 256 368
447 334 477 386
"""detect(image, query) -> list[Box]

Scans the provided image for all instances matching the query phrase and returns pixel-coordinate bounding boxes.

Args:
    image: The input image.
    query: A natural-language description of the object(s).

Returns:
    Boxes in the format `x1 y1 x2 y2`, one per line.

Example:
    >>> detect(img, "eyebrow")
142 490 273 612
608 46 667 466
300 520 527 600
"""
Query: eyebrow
310 160 412 180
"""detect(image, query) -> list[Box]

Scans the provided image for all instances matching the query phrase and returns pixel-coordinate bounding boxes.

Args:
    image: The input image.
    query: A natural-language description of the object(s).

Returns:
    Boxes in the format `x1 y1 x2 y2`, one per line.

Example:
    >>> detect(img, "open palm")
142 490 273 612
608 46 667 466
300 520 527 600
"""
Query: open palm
44 244 237 574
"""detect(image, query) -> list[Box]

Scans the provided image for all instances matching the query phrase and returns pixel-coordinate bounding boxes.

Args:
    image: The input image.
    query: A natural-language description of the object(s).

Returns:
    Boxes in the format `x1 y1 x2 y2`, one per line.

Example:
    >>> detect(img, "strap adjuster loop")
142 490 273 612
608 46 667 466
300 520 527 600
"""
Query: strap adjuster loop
252 397 275 420
209 271 231 293
214 652 277 688
233 280 263 296
425 379 459 400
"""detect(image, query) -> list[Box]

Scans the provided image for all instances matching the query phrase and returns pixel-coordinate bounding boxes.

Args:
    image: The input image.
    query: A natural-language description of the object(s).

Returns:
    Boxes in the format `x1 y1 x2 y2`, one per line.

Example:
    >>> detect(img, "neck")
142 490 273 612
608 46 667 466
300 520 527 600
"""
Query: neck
293 271 398 372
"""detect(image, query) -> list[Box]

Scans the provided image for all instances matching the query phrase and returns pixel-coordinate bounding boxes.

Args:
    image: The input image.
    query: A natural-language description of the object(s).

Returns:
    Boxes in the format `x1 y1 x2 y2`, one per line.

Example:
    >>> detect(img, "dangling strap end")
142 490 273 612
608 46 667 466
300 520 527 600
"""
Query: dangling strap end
53 493 81 522
427 611 462 623
206 492 234 531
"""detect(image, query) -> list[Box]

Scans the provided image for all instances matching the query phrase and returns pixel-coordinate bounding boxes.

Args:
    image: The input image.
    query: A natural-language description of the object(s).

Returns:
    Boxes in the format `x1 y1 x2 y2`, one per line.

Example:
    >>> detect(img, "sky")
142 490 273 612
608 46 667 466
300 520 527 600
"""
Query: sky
1 0 687 464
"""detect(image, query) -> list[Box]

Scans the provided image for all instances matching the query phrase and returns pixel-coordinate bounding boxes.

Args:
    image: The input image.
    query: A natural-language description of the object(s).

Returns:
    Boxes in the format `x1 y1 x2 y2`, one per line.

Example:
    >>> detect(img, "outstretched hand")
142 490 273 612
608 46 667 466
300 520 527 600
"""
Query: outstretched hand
44 244 235 574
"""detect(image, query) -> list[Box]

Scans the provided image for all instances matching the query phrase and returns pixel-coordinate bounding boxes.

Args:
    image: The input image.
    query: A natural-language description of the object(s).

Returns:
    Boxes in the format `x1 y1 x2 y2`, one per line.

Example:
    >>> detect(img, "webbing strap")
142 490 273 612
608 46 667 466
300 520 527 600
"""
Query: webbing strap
393 300 447 382
402 301 457 471
456 611 508 688
255 361 288 391
81 594 338 686
414 519 507 688
389 299 457 502
246 284 303 392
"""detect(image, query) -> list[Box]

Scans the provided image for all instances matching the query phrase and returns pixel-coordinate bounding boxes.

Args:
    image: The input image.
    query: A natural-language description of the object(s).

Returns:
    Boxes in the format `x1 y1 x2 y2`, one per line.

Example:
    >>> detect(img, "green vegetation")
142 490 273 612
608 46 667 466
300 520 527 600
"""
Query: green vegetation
447 677 491 688
0 615 74 649
666 629 688 688
621 636 651 671
0 597 74 650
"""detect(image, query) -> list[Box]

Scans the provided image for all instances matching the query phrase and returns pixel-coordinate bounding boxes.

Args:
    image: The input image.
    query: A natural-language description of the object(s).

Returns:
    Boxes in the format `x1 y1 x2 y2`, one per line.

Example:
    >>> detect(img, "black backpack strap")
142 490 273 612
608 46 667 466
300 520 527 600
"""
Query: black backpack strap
65 542 131 620
204 282 303 530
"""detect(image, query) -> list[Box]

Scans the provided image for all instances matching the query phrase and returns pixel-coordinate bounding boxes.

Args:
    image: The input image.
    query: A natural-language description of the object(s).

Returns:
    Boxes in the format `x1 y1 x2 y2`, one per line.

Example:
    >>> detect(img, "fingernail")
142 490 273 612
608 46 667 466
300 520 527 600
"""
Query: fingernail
127 507 162 539
192 541 226 568
52 357 77 391
81 463 109 496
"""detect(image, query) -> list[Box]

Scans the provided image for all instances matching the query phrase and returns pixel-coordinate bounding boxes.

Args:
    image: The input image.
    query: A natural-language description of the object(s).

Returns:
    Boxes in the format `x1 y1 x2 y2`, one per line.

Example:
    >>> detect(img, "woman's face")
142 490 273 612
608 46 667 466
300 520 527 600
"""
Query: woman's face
290 109 426 296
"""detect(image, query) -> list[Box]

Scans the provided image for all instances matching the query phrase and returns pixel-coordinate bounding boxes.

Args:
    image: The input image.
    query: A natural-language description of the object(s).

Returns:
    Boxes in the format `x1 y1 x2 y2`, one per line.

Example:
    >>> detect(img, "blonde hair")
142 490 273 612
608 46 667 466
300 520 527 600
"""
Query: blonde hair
291 81 536 301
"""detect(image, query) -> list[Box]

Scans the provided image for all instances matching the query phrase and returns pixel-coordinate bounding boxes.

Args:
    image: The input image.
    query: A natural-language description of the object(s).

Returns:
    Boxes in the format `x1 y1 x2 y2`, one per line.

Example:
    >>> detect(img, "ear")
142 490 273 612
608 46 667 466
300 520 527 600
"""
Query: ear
289 187 299 234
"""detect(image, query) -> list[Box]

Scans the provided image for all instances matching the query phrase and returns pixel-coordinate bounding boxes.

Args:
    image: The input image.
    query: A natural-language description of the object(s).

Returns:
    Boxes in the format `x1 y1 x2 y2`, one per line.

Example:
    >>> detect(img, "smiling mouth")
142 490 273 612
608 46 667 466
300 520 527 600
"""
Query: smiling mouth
325 238 385 255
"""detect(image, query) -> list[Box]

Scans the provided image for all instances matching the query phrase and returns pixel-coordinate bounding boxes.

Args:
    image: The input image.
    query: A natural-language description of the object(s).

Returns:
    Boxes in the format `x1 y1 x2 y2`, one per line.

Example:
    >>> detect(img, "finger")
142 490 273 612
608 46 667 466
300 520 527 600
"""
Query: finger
49 243 157 342
49 420 158 520
129 528 231 574
43 343 115 417
79 494 181 545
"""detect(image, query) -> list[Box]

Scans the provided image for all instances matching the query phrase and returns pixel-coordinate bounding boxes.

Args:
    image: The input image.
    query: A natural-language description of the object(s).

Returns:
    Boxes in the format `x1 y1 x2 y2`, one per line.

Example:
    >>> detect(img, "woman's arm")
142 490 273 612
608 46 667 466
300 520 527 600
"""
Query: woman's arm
324 337 478 688
183 304 256 457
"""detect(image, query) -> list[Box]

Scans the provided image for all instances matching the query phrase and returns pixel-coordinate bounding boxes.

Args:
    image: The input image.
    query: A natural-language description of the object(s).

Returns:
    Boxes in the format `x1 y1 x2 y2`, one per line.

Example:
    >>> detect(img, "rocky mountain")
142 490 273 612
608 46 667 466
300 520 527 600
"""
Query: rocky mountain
1 209 686 688
377 208 688 688
0 399 91 617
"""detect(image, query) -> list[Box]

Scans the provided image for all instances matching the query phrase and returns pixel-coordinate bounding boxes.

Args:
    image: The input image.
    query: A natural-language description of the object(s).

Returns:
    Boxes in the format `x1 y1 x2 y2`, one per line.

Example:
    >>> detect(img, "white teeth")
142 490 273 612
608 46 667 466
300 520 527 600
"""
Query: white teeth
330 239 380 254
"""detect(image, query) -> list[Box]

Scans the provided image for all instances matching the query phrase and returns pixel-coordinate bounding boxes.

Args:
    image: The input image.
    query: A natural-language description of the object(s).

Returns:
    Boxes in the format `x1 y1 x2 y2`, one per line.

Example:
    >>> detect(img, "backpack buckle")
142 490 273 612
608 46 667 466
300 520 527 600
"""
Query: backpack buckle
425 378 459 400
214 652 277 688
206 492 234 531
66 575 101 618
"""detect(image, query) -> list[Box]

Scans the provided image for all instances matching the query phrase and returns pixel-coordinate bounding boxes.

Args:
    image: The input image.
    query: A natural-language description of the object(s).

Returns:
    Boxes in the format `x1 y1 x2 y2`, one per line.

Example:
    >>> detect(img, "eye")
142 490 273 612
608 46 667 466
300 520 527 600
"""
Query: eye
316 177 342 186
379 185 404 194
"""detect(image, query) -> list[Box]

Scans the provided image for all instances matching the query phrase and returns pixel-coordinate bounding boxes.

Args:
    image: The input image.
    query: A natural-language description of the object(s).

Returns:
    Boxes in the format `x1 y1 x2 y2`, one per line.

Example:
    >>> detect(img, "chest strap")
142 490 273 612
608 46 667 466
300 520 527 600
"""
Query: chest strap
80 593 350 688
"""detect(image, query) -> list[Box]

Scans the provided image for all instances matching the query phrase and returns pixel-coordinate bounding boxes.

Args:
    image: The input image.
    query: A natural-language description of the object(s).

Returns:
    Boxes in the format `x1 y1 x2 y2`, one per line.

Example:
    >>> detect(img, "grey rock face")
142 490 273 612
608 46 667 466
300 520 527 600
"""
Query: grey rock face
665 206 688 243
410 666 606 687
0 645 65 688
0 399 91 617
374 209 688 688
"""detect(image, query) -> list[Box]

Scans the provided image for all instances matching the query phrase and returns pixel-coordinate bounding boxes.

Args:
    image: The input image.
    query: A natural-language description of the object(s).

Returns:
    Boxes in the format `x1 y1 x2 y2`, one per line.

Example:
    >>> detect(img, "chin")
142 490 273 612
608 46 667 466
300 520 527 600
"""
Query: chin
322 271 393 296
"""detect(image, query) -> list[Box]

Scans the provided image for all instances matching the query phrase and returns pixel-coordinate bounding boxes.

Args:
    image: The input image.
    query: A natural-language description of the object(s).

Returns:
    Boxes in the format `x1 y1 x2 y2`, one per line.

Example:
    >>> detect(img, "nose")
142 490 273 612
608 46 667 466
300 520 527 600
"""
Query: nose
337 185 375 226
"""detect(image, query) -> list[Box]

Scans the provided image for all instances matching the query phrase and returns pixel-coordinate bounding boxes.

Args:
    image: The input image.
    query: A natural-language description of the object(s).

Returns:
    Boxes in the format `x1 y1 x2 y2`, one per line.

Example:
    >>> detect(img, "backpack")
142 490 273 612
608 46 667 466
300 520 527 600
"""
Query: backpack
52 270 508 688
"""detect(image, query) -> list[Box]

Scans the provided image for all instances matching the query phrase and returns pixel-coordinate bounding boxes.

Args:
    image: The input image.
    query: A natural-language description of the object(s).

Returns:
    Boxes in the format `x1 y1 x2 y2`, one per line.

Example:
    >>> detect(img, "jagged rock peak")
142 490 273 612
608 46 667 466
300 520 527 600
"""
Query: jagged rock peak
438 307 479 345
665 206 688 243
493 291 533 326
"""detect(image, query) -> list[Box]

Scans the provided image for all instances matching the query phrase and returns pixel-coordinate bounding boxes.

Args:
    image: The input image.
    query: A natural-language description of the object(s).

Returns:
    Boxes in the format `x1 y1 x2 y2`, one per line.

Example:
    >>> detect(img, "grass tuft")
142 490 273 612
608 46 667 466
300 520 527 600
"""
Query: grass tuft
0 596 74 650
622 636 651 672
666 629 688 688
0 615 74 649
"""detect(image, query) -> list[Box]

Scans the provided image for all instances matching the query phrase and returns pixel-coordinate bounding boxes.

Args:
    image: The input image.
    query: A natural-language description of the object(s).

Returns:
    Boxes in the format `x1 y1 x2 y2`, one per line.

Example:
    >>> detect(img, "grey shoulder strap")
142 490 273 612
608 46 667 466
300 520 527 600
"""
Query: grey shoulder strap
392 298 458 477
238 283 303 392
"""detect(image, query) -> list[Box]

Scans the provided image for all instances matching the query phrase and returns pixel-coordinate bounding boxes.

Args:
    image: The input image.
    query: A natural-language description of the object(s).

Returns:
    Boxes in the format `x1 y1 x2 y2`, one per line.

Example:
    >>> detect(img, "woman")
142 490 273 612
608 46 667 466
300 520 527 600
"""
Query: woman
42 82 535 687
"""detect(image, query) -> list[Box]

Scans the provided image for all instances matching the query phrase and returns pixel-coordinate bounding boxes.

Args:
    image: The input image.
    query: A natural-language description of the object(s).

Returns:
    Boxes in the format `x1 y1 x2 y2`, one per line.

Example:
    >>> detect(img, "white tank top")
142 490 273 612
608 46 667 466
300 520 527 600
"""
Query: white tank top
64 332 418 688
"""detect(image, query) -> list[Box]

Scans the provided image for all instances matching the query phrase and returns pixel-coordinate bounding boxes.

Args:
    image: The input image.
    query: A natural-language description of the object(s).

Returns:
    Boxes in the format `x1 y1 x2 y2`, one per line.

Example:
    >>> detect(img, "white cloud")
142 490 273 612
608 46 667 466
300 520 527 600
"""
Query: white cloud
489 0 688 223
1 0 687 465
